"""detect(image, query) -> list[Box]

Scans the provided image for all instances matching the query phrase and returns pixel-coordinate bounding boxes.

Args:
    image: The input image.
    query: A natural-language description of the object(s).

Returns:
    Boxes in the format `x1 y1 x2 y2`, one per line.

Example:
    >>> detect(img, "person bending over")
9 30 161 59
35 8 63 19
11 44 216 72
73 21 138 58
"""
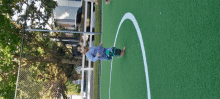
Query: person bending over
79 42 126 62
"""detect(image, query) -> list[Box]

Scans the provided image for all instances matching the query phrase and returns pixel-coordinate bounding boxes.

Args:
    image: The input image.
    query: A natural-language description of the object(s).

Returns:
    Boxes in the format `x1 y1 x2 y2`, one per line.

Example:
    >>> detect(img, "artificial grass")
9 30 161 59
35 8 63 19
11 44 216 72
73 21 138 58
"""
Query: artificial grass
101 0 220 99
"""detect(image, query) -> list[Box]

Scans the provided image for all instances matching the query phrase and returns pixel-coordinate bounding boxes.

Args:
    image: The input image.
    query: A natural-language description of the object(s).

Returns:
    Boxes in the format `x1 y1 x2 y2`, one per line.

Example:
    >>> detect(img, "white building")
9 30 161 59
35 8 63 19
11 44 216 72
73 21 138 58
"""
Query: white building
53 0 82 30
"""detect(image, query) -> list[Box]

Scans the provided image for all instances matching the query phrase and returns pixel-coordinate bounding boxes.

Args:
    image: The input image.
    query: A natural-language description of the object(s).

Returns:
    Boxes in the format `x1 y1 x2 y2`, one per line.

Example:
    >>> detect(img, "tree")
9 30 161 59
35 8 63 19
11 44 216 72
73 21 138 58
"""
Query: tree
11 0 57 28
0 0 82 98
1 0 81 63
0 14 21 99
0 15 79 98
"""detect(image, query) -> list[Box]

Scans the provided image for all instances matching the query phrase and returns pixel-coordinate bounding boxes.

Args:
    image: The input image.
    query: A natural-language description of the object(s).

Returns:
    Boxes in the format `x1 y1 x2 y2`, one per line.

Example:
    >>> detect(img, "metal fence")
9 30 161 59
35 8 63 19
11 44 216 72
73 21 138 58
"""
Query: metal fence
15 63 67 99
81 1 95 99
14 36 75 99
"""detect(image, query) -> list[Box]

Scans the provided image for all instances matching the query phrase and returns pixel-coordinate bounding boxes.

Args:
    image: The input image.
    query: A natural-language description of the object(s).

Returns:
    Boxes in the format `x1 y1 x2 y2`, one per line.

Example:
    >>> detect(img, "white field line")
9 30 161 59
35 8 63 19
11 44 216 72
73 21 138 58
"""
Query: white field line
109 12 151 99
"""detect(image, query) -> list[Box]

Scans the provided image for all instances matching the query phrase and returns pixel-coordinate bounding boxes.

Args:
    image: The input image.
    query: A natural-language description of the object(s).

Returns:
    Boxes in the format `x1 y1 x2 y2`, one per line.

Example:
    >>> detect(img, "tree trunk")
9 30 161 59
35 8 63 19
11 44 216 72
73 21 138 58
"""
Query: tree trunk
25 57 58 63
6 13 22 29
61 59 81 65
23 56 81 65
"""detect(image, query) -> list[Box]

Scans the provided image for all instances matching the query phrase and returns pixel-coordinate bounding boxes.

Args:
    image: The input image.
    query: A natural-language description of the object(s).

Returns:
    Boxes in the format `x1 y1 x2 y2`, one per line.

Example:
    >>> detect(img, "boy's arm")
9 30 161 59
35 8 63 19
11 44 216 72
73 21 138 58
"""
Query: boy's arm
92 56 99 62
86 53 99 62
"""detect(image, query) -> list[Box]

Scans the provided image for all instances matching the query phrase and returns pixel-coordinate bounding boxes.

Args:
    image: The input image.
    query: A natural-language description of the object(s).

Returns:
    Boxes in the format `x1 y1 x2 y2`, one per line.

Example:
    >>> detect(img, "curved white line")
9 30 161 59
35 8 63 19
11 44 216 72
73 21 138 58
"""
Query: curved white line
109 12 151 99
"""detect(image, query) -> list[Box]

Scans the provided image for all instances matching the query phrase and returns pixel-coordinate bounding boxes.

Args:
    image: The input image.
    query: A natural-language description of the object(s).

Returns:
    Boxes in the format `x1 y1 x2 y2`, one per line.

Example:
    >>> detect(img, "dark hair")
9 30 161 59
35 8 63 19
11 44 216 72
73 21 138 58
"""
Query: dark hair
73 45 82 56
76 45 81 48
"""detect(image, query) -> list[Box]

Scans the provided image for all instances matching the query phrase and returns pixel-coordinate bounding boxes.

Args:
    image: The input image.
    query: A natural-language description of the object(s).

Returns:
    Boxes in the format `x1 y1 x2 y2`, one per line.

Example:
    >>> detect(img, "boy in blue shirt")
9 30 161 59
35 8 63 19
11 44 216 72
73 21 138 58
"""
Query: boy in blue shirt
79 42 126 62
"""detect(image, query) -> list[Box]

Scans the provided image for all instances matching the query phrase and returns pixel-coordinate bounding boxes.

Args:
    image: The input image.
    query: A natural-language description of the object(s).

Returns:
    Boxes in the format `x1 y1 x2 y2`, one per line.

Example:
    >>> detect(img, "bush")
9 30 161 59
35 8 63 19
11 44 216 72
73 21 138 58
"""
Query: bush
66 81 81 95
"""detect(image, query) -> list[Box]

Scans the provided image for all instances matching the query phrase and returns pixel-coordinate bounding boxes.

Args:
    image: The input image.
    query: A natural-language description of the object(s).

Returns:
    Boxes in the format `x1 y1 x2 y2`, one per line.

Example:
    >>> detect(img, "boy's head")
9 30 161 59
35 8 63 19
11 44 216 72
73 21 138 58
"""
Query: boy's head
77 46 89 54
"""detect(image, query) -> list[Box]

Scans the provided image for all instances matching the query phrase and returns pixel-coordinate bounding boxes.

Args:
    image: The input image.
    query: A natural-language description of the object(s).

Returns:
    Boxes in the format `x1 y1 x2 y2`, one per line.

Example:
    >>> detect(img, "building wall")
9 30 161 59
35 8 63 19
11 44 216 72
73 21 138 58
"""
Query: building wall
53 6 79 20
54 0 82 8
53 0 82 30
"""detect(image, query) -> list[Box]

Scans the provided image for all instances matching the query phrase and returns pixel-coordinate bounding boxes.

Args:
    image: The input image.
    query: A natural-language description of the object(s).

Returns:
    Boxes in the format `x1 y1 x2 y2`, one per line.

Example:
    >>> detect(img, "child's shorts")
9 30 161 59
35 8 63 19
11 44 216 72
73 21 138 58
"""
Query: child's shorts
105 47 121 60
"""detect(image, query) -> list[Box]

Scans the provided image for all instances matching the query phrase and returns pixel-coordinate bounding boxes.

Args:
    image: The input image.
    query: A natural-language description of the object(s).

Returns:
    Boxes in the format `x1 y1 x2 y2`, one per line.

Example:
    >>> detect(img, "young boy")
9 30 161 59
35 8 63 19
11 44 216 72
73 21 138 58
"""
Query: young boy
79 42 126 62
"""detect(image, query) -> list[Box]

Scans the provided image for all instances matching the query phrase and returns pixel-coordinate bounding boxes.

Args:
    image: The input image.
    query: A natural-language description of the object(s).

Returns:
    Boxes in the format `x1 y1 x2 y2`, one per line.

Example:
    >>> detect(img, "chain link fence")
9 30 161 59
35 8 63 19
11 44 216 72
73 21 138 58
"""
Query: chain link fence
14 29 82 99
15 61 69 99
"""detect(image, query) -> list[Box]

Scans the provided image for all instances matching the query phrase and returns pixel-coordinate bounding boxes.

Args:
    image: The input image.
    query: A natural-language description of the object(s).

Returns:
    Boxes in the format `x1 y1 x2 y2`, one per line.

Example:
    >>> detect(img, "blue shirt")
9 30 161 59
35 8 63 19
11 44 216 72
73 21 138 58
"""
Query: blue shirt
86 46 107 62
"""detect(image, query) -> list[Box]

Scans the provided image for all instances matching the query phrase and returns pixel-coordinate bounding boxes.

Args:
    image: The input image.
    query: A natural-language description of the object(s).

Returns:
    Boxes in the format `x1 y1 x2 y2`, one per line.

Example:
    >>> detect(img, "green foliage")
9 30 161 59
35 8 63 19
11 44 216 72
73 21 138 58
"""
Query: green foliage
0 0 58 28
41 0 57 18
0 0 20 15
66 81 80 95
0 0 78 98
0 15 21 49
15 64 44 99
15 62 69 98
0 15 20 99
26 0 57 28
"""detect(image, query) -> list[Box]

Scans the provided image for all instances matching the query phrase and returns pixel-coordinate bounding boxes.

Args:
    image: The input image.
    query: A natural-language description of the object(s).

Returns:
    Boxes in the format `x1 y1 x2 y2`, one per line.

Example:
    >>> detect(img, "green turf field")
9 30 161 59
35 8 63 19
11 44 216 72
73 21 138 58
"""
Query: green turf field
101 0 220 99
